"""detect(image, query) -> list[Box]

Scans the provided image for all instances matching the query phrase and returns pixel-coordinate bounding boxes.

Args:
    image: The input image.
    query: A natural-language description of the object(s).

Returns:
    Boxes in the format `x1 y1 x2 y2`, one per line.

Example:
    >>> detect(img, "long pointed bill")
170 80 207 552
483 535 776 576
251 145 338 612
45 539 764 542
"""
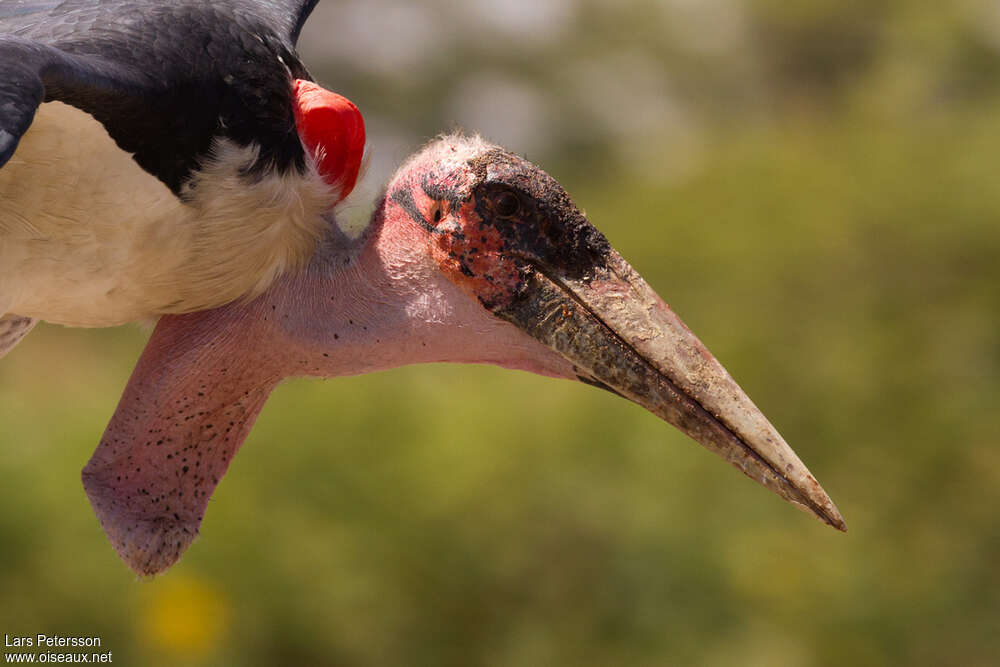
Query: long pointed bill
494 250 845 531
417 144 844 530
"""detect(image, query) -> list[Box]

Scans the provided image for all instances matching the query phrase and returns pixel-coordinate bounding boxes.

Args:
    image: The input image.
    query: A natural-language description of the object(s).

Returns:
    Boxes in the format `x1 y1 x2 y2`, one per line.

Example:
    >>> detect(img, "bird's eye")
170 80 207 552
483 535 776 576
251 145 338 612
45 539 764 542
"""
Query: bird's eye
494 191 520 217
431 205 443 224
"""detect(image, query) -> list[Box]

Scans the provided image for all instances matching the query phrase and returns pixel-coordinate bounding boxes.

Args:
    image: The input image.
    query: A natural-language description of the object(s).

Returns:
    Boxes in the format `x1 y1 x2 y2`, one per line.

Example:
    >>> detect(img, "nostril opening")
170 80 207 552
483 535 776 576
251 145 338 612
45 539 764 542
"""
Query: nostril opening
432 207 443 224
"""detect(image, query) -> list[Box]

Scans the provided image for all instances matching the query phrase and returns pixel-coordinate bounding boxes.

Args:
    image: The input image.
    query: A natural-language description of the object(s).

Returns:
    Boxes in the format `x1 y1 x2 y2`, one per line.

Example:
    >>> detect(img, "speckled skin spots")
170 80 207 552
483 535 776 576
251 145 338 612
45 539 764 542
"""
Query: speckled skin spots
392 147 612 312
82 307 282 576
430 198 523 309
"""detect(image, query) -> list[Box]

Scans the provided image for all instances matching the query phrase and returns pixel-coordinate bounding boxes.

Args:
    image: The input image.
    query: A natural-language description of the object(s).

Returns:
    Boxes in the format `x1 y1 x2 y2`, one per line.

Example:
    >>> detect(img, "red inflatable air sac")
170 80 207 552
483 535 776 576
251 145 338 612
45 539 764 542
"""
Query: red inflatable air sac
292 79 365 201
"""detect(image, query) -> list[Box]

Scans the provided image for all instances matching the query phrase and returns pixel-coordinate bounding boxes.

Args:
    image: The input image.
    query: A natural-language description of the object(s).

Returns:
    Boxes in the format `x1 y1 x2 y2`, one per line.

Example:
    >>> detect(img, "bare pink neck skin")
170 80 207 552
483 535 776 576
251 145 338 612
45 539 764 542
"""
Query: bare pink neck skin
269 206 574 380
82 197 573 576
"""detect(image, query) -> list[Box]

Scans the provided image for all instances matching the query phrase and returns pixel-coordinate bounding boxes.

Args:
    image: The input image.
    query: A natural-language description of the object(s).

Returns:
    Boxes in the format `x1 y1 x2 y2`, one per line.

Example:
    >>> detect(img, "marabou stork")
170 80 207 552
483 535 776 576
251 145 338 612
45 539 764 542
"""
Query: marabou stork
0 0 844 575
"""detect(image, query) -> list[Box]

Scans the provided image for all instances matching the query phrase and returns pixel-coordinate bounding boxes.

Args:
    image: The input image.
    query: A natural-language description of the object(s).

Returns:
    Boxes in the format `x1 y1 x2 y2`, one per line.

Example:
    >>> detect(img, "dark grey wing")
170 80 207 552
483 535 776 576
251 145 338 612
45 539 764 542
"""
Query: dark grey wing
0 0 321 193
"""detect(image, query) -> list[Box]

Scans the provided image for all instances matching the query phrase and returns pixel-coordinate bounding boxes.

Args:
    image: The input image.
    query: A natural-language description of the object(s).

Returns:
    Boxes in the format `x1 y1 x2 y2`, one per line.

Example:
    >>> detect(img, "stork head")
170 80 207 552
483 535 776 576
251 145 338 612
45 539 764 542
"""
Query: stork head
364 134 845 530
84 134 844 577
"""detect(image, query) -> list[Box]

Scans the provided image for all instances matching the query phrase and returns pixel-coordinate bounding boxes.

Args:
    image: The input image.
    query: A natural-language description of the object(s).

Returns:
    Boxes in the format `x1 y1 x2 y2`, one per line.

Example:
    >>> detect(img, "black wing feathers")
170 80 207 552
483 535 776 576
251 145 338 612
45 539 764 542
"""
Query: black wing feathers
0 0 320 194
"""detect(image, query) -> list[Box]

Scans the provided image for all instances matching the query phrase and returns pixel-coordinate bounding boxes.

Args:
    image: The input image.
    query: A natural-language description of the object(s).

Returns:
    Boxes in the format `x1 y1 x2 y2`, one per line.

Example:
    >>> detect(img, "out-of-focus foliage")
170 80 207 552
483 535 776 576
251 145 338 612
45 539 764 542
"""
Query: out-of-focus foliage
1 1 998 665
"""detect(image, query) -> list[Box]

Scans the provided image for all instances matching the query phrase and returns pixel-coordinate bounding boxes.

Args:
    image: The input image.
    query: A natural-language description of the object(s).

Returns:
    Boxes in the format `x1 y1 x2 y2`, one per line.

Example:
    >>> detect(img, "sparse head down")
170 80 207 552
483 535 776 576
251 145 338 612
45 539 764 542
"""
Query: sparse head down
379 133 612 310
82 132 844 576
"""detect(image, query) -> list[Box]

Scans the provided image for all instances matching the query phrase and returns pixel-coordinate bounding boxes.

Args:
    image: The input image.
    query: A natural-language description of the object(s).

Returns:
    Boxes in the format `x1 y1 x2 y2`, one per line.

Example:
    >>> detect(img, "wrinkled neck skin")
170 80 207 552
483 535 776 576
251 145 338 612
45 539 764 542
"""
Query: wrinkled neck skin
265 204 575 381
83 198 575 576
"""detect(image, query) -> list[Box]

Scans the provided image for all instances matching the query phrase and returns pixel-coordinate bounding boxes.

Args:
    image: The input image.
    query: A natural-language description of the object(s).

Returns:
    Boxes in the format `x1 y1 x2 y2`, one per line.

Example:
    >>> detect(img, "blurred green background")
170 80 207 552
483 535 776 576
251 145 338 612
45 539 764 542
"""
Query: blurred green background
2 1 999 665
